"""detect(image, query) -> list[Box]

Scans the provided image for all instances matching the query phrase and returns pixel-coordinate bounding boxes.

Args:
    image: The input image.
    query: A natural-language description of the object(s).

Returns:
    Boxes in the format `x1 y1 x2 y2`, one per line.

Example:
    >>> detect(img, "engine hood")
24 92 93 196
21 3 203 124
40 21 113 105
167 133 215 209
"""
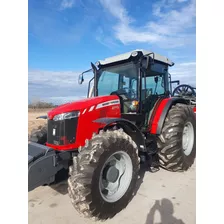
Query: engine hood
48 95 119 119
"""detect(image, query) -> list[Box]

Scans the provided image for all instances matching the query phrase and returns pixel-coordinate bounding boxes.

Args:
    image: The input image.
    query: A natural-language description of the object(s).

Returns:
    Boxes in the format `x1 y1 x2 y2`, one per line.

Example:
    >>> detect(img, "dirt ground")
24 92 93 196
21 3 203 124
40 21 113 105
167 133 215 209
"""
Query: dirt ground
28 110 196 224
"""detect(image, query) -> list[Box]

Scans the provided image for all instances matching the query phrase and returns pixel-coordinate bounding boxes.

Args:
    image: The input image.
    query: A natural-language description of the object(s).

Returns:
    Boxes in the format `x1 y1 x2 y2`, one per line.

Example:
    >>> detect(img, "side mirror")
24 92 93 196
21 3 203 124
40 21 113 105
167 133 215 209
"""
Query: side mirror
78 73 84 84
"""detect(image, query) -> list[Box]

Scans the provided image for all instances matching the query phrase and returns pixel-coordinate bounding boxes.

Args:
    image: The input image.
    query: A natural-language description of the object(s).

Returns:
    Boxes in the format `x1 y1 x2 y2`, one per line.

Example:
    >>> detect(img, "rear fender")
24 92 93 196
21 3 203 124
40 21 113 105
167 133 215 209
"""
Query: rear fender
149 97 189 135
94 118 146 152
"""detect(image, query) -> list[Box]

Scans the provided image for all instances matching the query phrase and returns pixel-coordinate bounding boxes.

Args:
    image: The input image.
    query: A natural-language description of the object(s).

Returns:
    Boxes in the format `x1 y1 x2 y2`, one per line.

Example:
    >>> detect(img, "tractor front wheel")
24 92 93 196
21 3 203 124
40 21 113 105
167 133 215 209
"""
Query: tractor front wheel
157 103 196 171
68 129 140 220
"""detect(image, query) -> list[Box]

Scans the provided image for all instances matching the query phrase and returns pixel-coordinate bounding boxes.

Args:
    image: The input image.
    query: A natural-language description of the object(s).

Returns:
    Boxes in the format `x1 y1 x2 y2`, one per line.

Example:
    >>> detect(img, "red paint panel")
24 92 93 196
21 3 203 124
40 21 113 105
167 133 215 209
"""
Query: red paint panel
46 95 121 151
47 95 119 119
150 98 170 134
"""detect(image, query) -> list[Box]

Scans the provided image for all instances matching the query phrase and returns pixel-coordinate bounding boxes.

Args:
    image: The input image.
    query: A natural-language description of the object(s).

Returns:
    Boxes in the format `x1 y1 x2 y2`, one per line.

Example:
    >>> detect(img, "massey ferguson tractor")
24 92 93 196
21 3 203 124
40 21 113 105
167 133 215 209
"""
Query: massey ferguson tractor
28 49 196 220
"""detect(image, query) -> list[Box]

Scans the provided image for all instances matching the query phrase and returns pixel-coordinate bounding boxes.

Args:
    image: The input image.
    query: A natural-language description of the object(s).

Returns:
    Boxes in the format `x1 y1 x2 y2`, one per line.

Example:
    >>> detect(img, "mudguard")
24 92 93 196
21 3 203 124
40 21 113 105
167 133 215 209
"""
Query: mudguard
150 97 190 135
94 117 146 152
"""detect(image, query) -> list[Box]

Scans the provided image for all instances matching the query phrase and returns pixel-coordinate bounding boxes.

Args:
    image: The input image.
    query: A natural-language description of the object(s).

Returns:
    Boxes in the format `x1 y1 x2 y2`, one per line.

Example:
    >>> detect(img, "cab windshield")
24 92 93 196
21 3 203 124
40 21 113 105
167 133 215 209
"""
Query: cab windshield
97 63 138 100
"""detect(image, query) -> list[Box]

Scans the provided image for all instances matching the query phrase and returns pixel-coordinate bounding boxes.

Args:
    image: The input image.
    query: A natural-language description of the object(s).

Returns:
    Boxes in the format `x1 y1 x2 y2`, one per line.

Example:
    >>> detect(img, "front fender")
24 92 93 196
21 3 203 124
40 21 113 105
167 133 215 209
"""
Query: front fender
94 118 146 152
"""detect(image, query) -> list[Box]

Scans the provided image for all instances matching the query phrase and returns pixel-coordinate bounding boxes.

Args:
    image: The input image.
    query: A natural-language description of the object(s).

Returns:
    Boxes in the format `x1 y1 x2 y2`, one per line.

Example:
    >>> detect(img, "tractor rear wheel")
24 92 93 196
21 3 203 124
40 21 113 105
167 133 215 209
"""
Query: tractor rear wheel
68 129 140 220
157 103 196 171
29 124 47 145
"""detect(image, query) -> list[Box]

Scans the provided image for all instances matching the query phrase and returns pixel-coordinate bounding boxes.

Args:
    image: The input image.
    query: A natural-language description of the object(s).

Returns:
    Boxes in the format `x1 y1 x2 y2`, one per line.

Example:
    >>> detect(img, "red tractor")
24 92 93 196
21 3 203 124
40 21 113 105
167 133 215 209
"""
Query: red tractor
28 49 196 220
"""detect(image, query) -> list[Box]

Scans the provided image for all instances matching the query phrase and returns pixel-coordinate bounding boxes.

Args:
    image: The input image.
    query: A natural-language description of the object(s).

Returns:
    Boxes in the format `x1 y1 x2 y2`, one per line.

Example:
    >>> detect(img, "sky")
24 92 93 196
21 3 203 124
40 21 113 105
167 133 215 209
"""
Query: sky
28 0 196 104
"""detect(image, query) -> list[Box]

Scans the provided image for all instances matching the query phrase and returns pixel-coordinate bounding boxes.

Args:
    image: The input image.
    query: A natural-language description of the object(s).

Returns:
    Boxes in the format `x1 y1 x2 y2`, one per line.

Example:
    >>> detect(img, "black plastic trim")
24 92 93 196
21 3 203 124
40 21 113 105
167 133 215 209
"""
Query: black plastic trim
47 117 78 145
121 113 145 122
28 142 71 192
36 115 47 119
28 142 53 164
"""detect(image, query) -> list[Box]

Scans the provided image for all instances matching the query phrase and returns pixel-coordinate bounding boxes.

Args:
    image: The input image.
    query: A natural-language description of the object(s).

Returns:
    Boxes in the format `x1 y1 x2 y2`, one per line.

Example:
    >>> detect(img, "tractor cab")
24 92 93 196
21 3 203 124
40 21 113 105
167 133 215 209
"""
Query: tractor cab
79 49 174 128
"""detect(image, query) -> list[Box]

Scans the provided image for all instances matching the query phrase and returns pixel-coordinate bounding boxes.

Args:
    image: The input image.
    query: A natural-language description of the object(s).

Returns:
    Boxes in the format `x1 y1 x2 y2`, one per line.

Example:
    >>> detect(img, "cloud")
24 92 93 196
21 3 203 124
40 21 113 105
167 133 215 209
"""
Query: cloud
40 96 86 105
95 27 121 50
149 0 195 34
28 0 98 44
99 0 131 24
99 0 195 48
28 70 93 104
169 61 196 87
60 0 76 10
178 62 196 66
28 60 196 105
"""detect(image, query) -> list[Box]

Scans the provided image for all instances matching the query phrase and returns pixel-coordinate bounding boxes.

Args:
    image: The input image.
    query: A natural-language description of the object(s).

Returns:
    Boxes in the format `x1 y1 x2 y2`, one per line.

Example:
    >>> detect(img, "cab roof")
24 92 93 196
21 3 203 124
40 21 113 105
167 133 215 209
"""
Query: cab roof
97 49 174 67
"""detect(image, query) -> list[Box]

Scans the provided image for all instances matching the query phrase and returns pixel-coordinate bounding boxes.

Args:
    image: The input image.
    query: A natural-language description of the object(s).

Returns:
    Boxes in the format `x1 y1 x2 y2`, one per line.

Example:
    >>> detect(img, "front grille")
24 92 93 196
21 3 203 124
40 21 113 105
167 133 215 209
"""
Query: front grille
47 117 78 145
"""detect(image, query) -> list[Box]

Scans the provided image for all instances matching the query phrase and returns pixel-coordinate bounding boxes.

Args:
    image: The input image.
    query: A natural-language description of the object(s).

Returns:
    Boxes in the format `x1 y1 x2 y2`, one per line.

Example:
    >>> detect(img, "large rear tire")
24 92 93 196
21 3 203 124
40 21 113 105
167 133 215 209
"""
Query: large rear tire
157 103 196 171
29 124 47 145
68 129 140 220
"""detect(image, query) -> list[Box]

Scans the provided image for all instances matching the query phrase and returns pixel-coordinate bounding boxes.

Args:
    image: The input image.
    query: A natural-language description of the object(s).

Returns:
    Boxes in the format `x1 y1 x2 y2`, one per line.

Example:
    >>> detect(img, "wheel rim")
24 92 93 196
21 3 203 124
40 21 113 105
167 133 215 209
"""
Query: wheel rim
182 122 194 156
99 151 133 203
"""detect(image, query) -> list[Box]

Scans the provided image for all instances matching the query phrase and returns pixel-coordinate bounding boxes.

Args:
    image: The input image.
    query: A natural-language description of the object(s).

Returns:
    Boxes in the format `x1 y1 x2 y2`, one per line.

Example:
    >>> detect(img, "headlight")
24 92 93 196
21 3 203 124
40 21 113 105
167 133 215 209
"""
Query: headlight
53 111 80 121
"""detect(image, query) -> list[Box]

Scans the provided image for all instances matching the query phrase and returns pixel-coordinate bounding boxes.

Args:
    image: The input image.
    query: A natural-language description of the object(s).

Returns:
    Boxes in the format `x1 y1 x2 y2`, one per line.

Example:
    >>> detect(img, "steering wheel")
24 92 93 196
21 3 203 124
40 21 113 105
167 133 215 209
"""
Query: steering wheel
172 84 196 98
111 88 137 99
122 87 137 99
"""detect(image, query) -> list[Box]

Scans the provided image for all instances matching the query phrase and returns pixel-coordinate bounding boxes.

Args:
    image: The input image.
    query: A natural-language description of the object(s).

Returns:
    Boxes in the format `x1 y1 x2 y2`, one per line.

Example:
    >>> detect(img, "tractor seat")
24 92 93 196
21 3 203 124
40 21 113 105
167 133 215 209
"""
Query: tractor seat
141 89 154 102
